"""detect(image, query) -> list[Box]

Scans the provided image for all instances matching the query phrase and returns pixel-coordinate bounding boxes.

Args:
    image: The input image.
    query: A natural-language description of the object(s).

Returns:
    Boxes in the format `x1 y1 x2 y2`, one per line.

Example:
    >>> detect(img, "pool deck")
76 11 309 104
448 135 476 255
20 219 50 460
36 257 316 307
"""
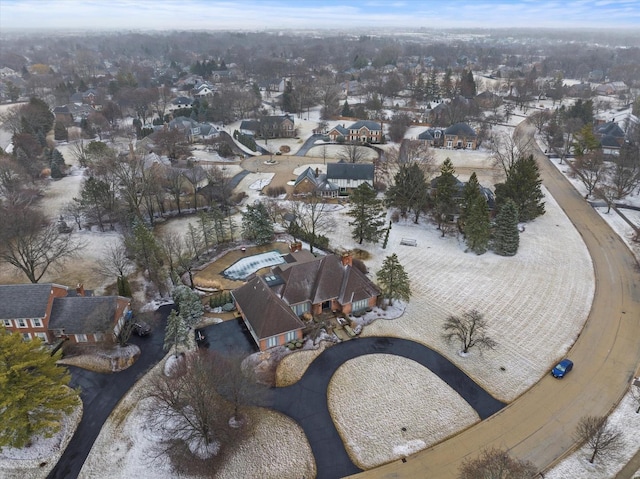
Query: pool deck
193 241 293 291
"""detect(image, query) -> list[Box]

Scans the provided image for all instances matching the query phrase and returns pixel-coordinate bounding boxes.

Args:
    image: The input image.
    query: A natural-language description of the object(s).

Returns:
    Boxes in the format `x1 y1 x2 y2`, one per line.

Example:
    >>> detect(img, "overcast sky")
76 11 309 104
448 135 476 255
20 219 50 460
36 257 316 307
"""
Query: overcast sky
1 0 639 31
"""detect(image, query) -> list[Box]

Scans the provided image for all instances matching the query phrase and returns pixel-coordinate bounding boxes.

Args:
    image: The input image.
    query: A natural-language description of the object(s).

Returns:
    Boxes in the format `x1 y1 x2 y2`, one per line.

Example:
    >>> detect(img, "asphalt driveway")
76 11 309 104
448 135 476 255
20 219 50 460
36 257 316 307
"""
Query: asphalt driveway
262 336 505 479
197 317 257 356
46 305 172 479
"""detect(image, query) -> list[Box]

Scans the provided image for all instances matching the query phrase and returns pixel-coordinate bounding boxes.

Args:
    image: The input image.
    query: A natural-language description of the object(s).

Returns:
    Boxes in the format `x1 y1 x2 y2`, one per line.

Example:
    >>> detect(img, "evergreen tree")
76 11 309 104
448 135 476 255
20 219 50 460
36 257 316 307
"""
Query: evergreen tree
54 121 68 141
386 162 429 221
242 201 274 245
460 69 477 98
460 172 482 225
465 195 491 255
413 75 425 102
493 199 520 256
433 158 459 236
172 285 204 328
425 69 440 102
164 309 189 357
495 155 545 222
376 254 411 306
441 68 454 98
282 81 295 113
341 100 352 117
0 328 79 450
347 183 386 244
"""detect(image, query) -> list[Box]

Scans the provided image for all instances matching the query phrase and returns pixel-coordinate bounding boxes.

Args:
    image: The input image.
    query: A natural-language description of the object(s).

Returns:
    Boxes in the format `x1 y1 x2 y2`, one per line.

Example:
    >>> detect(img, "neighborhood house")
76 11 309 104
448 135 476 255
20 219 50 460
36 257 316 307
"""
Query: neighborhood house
0 283 131 344
232 251 380 351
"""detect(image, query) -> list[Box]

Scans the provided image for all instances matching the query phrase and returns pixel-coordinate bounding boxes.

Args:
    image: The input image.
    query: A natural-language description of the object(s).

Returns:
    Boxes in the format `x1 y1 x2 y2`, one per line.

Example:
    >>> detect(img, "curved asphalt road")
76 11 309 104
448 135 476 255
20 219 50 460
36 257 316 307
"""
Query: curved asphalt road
46 305 172 479
351 122 640 478
261 337 505 479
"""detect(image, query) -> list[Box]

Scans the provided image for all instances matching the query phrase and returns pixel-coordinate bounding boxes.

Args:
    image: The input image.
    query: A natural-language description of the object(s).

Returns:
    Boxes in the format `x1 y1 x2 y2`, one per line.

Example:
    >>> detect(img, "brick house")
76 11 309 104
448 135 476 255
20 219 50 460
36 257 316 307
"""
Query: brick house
327 124 349 142
418 122 477 150
293 167 338 197
232 251 380 351
240 114 296 139
0 283 131 344
347 120 383 143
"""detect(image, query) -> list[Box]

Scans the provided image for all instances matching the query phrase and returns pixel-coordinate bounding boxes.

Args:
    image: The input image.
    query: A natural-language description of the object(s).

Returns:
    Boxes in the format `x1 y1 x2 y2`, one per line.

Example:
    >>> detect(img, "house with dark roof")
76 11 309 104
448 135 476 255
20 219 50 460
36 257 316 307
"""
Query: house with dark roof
326 162 375 194
327 124 349 142
169 96 194 111
347 120 383 143
232 251 380 351
293 167 338 197
418 123 477 150
0 283 130 344
594 121 626 155
239 115 296 139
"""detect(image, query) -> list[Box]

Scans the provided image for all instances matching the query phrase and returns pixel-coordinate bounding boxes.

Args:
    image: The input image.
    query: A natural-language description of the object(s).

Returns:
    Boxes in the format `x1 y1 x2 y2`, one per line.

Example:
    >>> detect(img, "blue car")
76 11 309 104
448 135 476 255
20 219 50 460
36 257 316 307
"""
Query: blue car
552 359 574 378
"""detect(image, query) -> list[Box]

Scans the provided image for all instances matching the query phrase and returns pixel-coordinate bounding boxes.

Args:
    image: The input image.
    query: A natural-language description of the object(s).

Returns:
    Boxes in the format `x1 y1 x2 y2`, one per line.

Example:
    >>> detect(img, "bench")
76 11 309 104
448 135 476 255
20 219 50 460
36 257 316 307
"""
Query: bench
400 238 417 247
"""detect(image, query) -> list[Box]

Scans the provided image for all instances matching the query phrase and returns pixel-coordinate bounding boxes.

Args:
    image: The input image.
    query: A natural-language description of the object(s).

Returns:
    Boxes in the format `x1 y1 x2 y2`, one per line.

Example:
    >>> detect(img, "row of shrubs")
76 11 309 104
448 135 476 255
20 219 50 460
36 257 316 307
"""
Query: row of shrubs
209 291 232 308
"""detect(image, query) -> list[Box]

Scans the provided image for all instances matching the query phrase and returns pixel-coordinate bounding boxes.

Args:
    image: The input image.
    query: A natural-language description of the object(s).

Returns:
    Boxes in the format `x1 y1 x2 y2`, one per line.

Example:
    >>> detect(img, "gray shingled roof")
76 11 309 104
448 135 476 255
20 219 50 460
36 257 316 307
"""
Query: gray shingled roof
48 297 119 334
348 120 382 131
444 122 476 137
231 276 304 340
326 162 374 181
0 284 55 320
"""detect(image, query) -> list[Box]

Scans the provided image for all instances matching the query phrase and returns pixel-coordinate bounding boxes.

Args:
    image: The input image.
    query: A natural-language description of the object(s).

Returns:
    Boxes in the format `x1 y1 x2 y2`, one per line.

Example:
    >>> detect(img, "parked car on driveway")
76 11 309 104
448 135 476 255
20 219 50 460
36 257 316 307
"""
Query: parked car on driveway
132 320 151 336
552 359 573 378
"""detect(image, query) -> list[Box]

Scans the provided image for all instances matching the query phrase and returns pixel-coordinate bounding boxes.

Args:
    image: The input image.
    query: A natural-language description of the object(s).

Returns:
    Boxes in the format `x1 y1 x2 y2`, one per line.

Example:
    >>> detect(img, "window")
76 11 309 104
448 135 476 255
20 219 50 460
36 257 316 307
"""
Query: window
352 299 369 313
75 334 88 343
17 319 27 328
94 332 105 342
447 141 453 148
467 142 473 149
31 318 42 328
285 331 297 342
34 332 47 342
2 319 11 327
266 336 278 348
291 302 310 316
22 333 31 341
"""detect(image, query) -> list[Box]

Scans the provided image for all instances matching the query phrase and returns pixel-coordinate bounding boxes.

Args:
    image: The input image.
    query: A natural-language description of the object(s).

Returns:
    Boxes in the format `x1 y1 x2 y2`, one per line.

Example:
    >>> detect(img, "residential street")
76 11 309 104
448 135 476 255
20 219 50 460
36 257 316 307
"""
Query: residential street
46 305 172 479
349 121 640 478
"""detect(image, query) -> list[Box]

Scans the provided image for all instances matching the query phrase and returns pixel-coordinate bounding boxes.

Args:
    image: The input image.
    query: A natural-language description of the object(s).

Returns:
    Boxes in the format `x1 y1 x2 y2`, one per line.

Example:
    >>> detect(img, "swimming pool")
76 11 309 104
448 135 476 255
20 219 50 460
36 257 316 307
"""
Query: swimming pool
222 250 286 281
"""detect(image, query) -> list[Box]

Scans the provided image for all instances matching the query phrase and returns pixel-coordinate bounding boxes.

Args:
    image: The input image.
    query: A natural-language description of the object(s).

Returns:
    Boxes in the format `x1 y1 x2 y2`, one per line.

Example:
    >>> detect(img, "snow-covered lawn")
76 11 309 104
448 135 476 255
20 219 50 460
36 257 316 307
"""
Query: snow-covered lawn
79 356 315 479
328 354 480 470
546 391 640 479
320 185 594 403
0 400 82 479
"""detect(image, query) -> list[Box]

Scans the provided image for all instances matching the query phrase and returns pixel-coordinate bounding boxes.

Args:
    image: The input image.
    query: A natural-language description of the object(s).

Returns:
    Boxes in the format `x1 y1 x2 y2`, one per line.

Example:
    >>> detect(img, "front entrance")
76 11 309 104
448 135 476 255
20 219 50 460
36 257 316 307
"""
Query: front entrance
322 300 332 311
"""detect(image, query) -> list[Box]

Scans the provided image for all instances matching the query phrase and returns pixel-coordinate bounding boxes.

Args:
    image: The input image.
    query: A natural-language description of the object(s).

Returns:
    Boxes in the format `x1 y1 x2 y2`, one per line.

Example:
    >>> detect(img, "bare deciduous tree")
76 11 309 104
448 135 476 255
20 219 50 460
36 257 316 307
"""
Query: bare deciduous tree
574 415 623 464
93 240 135 280
0 206 84 283
490 132 532 178
338 143 368 163
458 448 538 479
288 194 335 253
442 309 497 355
571 150 606 198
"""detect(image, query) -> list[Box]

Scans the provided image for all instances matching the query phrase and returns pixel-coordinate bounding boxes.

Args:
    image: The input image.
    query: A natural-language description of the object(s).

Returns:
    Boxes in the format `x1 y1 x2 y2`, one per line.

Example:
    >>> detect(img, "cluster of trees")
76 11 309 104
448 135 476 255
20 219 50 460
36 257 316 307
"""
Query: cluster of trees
164 285 205 356
383 142 543 256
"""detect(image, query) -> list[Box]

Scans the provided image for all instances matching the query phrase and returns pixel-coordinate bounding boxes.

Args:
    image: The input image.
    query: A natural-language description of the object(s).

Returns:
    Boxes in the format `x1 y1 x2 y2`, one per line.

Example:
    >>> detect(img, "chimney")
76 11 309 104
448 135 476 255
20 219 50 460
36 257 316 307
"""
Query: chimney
76 283 85 297
341 252 353 267
289 241 302 253
315 167 319 177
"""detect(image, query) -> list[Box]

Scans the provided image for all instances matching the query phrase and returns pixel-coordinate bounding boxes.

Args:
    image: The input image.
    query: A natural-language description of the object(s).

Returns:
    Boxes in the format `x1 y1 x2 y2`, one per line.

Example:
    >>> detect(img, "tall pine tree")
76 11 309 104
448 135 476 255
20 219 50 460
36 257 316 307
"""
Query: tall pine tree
164 309 189 357
0 329 79 449
376 254 411 306
493 198 520 256
348 183 386 244
433 158 459 236
242 201 274 245
495 154 545 222
465 195 491 255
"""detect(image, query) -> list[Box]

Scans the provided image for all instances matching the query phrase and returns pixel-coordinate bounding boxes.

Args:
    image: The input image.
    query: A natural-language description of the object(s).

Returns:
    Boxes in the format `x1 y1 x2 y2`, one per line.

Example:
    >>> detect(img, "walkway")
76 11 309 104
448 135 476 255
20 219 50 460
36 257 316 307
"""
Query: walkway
260 337 506 479
349 121 640 478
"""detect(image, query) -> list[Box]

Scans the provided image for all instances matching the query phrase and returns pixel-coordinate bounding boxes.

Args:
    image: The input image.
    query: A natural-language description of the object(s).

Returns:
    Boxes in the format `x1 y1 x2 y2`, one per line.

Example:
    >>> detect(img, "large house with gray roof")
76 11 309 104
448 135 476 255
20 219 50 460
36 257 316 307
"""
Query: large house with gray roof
326 162 375 194
0 283 130 344
232 251 380 351
418 122 478 150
